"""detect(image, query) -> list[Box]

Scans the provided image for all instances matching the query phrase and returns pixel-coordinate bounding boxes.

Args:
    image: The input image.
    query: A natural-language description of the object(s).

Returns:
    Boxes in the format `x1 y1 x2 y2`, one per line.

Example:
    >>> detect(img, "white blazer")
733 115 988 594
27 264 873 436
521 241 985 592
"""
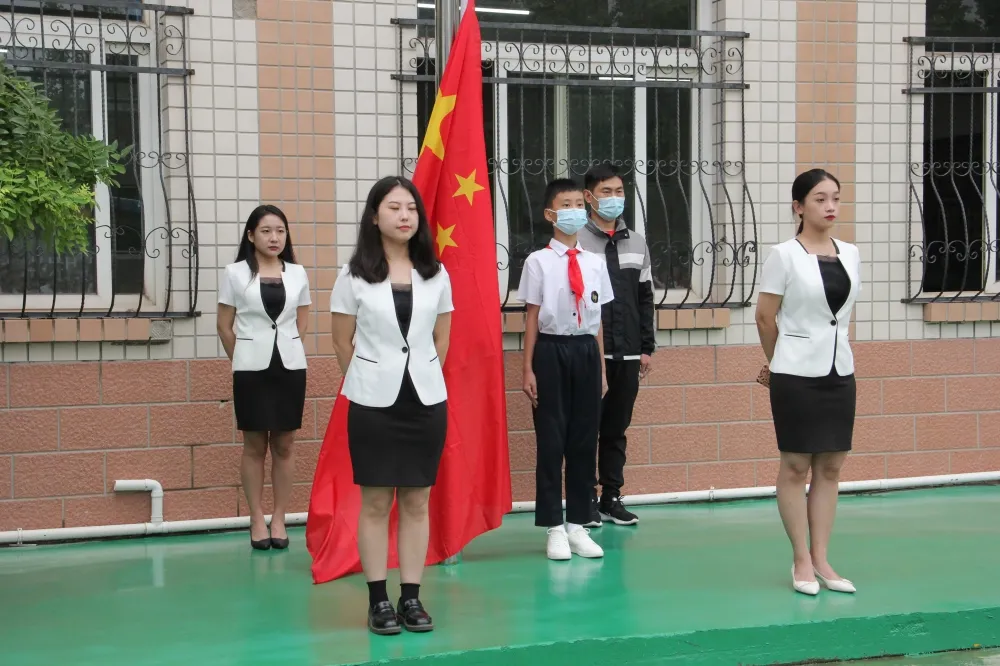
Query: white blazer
330 263 454 408
218 260 311 372
760 238 862 377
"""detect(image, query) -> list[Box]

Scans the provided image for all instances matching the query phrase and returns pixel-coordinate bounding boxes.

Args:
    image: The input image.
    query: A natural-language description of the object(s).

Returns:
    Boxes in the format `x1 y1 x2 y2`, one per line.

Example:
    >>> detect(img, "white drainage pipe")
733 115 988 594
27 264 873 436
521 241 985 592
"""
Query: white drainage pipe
113 479 164 523
0 471 996 546
509 471 1000 513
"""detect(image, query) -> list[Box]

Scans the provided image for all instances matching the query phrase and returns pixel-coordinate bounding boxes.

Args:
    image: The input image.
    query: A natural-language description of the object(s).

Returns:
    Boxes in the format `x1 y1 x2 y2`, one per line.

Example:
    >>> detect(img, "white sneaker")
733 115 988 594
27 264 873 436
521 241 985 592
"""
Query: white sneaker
567 527 604 558
546 527 571 560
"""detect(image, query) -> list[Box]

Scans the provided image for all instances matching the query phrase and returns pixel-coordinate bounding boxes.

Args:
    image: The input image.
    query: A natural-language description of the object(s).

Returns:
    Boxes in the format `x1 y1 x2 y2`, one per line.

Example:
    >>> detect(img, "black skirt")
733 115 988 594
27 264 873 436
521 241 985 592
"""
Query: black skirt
233 343 307 432
348 375 448 488
769 370 856 454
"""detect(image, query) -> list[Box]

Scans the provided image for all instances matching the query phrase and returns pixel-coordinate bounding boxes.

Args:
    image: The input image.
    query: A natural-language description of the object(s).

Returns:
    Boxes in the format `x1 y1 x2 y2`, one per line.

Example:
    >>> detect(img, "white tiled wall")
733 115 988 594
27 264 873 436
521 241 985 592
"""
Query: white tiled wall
5 0 1000 365
181 0 263 361
331 0 417 267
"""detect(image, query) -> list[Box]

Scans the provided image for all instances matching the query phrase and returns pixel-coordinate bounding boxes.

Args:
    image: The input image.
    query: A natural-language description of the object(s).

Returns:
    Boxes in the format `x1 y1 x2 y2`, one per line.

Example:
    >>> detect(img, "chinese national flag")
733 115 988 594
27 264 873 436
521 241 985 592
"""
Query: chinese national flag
306 0 511 584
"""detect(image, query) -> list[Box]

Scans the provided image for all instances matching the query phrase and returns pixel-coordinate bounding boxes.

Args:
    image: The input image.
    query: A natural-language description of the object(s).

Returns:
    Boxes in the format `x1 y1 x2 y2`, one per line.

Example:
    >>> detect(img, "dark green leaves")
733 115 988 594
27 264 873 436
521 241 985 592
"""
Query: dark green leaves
0 61 131 255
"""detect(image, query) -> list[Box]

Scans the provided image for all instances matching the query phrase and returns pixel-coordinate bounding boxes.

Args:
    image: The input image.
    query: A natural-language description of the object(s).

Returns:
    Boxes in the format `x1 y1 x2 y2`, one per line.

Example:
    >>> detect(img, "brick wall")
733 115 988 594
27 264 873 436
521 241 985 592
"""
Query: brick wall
2 339 999 531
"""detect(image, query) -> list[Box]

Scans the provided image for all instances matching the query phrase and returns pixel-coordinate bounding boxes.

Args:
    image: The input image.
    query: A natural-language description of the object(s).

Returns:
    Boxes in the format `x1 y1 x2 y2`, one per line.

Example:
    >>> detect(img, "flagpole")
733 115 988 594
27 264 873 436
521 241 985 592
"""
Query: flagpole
434 0 461 88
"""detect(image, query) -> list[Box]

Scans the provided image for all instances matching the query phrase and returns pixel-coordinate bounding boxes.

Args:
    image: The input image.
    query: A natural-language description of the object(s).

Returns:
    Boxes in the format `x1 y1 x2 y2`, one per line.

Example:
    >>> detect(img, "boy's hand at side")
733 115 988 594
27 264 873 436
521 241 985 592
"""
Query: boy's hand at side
524 370 538 408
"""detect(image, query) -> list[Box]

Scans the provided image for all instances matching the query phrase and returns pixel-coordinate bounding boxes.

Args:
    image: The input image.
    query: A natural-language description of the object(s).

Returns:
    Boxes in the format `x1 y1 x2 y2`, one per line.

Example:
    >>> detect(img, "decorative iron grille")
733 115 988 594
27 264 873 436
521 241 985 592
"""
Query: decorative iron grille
904 35 1000 303
0 0 199 319
391 17 758 311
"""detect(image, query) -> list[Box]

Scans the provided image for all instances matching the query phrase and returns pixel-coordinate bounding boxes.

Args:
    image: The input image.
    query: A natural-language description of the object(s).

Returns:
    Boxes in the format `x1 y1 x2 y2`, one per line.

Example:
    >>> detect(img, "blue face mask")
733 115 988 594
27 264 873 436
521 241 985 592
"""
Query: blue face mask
595 195 625 221
551 208 588 234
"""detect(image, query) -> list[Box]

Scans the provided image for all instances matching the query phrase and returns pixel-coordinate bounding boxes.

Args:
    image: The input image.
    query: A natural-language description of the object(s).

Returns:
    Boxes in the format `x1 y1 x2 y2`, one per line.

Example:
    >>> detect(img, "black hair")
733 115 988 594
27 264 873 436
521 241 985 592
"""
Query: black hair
348 175 441 284
543 177 583 211
583 163 623 192
235 204 296 280
791 168 841 234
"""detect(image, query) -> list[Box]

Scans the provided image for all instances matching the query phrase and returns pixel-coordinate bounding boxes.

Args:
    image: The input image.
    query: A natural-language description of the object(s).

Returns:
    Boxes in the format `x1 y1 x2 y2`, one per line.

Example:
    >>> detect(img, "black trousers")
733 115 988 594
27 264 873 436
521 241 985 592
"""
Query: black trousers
532 333 602 527
596 359 642 499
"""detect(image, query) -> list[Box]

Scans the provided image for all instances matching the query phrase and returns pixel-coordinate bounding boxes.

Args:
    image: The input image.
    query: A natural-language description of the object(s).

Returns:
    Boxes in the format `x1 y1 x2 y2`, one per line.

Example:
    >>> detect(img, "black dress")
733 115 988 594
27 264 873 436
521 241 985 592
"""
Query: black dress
347 284 448 487
769 245 856 454
232 278 307 432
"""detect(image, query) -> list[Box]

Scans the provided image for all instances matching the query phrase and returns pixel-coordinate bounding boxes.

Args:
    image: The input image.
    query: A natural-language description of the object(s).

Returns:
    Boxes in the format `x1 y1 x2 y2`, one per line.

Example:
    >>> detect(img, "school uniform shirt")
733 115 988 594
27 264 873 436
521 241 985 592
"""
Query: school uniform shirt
517 239 615 337
218 260 311 372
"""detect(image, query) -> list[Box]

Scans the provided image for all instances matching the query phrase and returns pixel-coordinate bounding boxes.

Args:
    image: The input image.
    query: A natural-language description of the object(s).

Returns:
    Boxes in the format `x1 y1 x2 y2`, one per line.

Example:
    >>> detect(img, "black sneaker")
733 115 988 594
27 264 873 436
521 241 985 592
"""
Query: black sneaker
583 494 602 528
600 496 639 526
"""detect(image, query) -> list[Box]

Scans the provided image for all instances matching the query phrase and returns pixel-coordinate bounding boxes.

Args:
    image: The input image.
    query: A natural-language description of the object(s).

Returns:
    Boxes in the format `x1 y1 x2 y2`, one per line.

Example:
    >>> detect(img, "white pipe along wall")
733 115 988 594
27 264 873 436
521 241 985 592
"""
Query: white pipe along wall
114 479 164 523
1 471 997 546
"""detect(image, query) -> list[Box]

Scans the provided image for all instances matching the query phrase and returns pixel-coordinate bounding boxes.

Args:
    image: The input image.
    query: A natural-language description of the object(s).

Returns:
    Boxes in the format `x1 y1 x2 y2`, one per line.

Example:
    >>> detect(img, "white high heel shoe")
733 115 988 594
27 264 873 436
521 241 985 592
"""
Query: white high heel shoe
815 571 856 593
792 565 819 596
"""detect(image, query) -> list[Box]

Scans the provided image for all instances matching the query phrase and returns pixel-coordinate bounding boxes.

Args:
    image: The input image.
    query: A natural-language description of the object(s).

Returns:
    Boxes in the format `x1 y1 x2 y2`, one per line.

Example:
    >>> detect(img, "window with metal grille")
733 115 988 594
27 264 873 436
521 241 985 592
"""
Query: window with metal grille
904 6 1000 303
0 0 199 320
397 0 757 312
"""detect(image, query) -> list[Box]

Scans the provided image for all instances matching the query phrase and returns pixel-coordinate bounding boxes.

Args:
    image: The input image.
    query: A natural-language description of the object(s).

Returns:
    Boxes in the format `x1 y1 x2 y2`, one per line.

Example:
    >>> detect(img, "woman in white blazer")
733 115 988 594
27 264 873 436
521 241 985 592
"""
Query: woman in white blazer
755 169 861 597
329 176 453 636
217 205 311 552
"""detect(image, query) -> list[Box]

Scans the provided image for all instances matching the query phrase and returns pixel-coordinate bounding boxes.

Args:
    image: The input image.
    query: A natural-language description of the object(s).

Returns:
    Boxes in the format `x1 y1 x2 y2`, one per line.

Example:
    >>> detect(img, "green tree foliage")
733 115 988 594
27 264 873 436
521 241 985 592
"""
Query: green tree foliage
0 60 130 255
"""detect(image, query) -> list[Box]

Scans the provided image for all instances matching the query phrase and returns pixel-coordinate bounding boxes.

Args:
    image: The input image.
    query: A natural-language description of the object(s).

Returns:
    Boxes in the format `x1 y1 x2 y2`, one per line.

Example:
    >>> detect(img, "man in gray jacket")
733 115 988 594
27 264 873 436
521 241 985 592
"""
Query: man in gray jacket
578 163 656 527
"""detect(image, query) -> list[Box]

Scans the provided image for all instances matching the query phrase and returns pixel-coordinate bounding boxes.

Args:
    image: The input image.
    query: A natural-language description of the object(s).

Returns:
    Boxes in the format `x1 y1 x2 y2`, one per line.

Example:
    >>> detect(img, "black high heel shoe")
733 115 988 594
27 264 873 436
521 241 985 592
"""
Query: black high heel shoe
250 522 271 550
269 522 289 549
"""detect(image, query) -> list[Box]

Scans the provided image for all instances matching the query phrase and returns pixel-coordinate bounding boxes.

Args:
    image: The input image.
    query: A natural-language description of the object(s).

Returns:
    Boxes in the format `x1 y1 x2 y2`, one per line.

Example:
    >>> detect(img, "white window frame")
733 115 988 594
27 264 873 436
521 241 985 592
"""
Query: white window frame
0 11 166 314
974 56 999 295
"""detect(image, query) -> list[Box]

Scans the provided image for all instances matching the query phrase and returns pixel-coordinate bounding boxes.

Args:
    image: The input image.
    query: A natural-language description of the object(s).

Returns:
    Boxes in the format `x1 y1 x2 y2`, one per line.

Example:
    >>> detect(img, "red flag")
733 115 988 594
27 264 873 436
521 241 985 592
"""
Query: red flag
306 0 511 584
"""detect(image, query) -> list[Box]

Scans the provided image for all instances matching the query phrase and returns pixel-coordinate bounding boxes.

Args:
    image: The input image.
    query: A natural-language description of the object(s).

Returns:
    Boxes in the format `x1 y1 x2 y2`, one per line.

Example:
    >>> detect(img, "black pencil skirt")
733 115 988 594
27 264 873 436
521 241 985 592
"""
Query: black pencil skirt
232 344 307 433
769 370 856 454
347 375 448 488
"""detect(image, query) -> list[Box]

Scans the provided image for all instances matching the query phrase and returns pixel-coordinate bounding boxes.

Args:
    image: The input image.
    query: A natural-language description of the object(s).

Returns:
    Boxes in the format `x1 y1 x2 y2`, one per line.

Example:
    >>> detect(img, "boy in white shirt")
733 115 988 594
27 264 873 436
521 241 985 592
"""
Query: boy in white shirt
517 178 615 560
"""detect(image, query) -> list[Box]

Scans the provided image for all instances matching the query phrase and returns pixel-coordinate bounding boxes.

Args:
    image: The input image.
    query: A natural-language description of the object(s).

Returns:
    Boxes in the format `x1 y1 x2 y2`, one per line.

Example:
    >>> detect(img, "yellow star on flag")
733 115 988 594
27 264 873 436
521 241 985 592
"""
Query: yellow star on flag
453 169 485 205
436 223 458 255
420 92 457 160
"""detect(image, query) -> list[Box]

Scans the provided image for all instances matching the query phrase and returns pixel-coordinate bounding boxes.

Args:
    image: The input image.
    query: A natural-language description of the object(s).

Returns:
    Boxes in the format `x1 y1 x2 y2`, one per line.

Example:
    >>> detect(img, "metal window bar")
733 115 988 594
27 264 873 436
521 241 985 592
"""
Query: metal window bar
392 17 758 311
903 35 1000 304
0 0 199 320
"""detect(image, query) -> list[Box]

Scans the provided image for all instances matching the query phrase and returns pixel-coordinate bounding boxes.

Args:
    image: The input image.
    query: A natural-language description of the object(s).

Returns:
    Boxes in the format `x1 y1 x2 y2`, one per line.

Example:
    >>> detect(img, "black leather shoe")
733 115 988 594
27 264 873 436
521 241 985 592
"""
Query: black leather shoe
368 601 402 635
269 537 289 550
250 537 271 551
396 598 434 632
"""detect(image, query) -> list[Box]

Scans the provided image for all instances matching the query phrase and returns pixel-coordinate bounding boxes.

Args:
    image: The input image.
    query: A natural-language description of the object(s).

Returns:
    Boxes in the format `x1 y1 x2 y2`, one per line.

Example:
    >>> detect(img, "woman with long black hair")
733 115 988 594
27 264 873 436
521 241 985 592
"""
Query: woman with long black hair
217 205 311 551
329 176 453 635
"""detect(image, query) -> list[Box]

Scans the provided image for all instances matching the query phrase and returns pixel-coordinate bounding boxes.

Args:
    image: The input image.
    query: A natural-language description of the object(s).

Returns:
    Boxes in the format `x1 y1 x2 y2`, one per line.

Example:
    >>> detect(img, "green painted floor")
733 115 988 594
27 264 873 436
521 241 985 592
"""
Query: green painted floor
0 486 998 666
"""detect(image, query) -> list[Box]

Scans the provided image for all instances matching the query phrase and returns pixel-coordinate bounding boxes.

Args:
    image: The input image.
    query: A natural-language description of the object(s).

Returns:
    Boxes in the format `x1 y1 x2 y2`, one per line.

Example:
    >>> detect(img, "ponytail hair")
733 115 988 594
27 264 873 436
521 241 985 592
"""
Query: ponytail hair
791 168 840 235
